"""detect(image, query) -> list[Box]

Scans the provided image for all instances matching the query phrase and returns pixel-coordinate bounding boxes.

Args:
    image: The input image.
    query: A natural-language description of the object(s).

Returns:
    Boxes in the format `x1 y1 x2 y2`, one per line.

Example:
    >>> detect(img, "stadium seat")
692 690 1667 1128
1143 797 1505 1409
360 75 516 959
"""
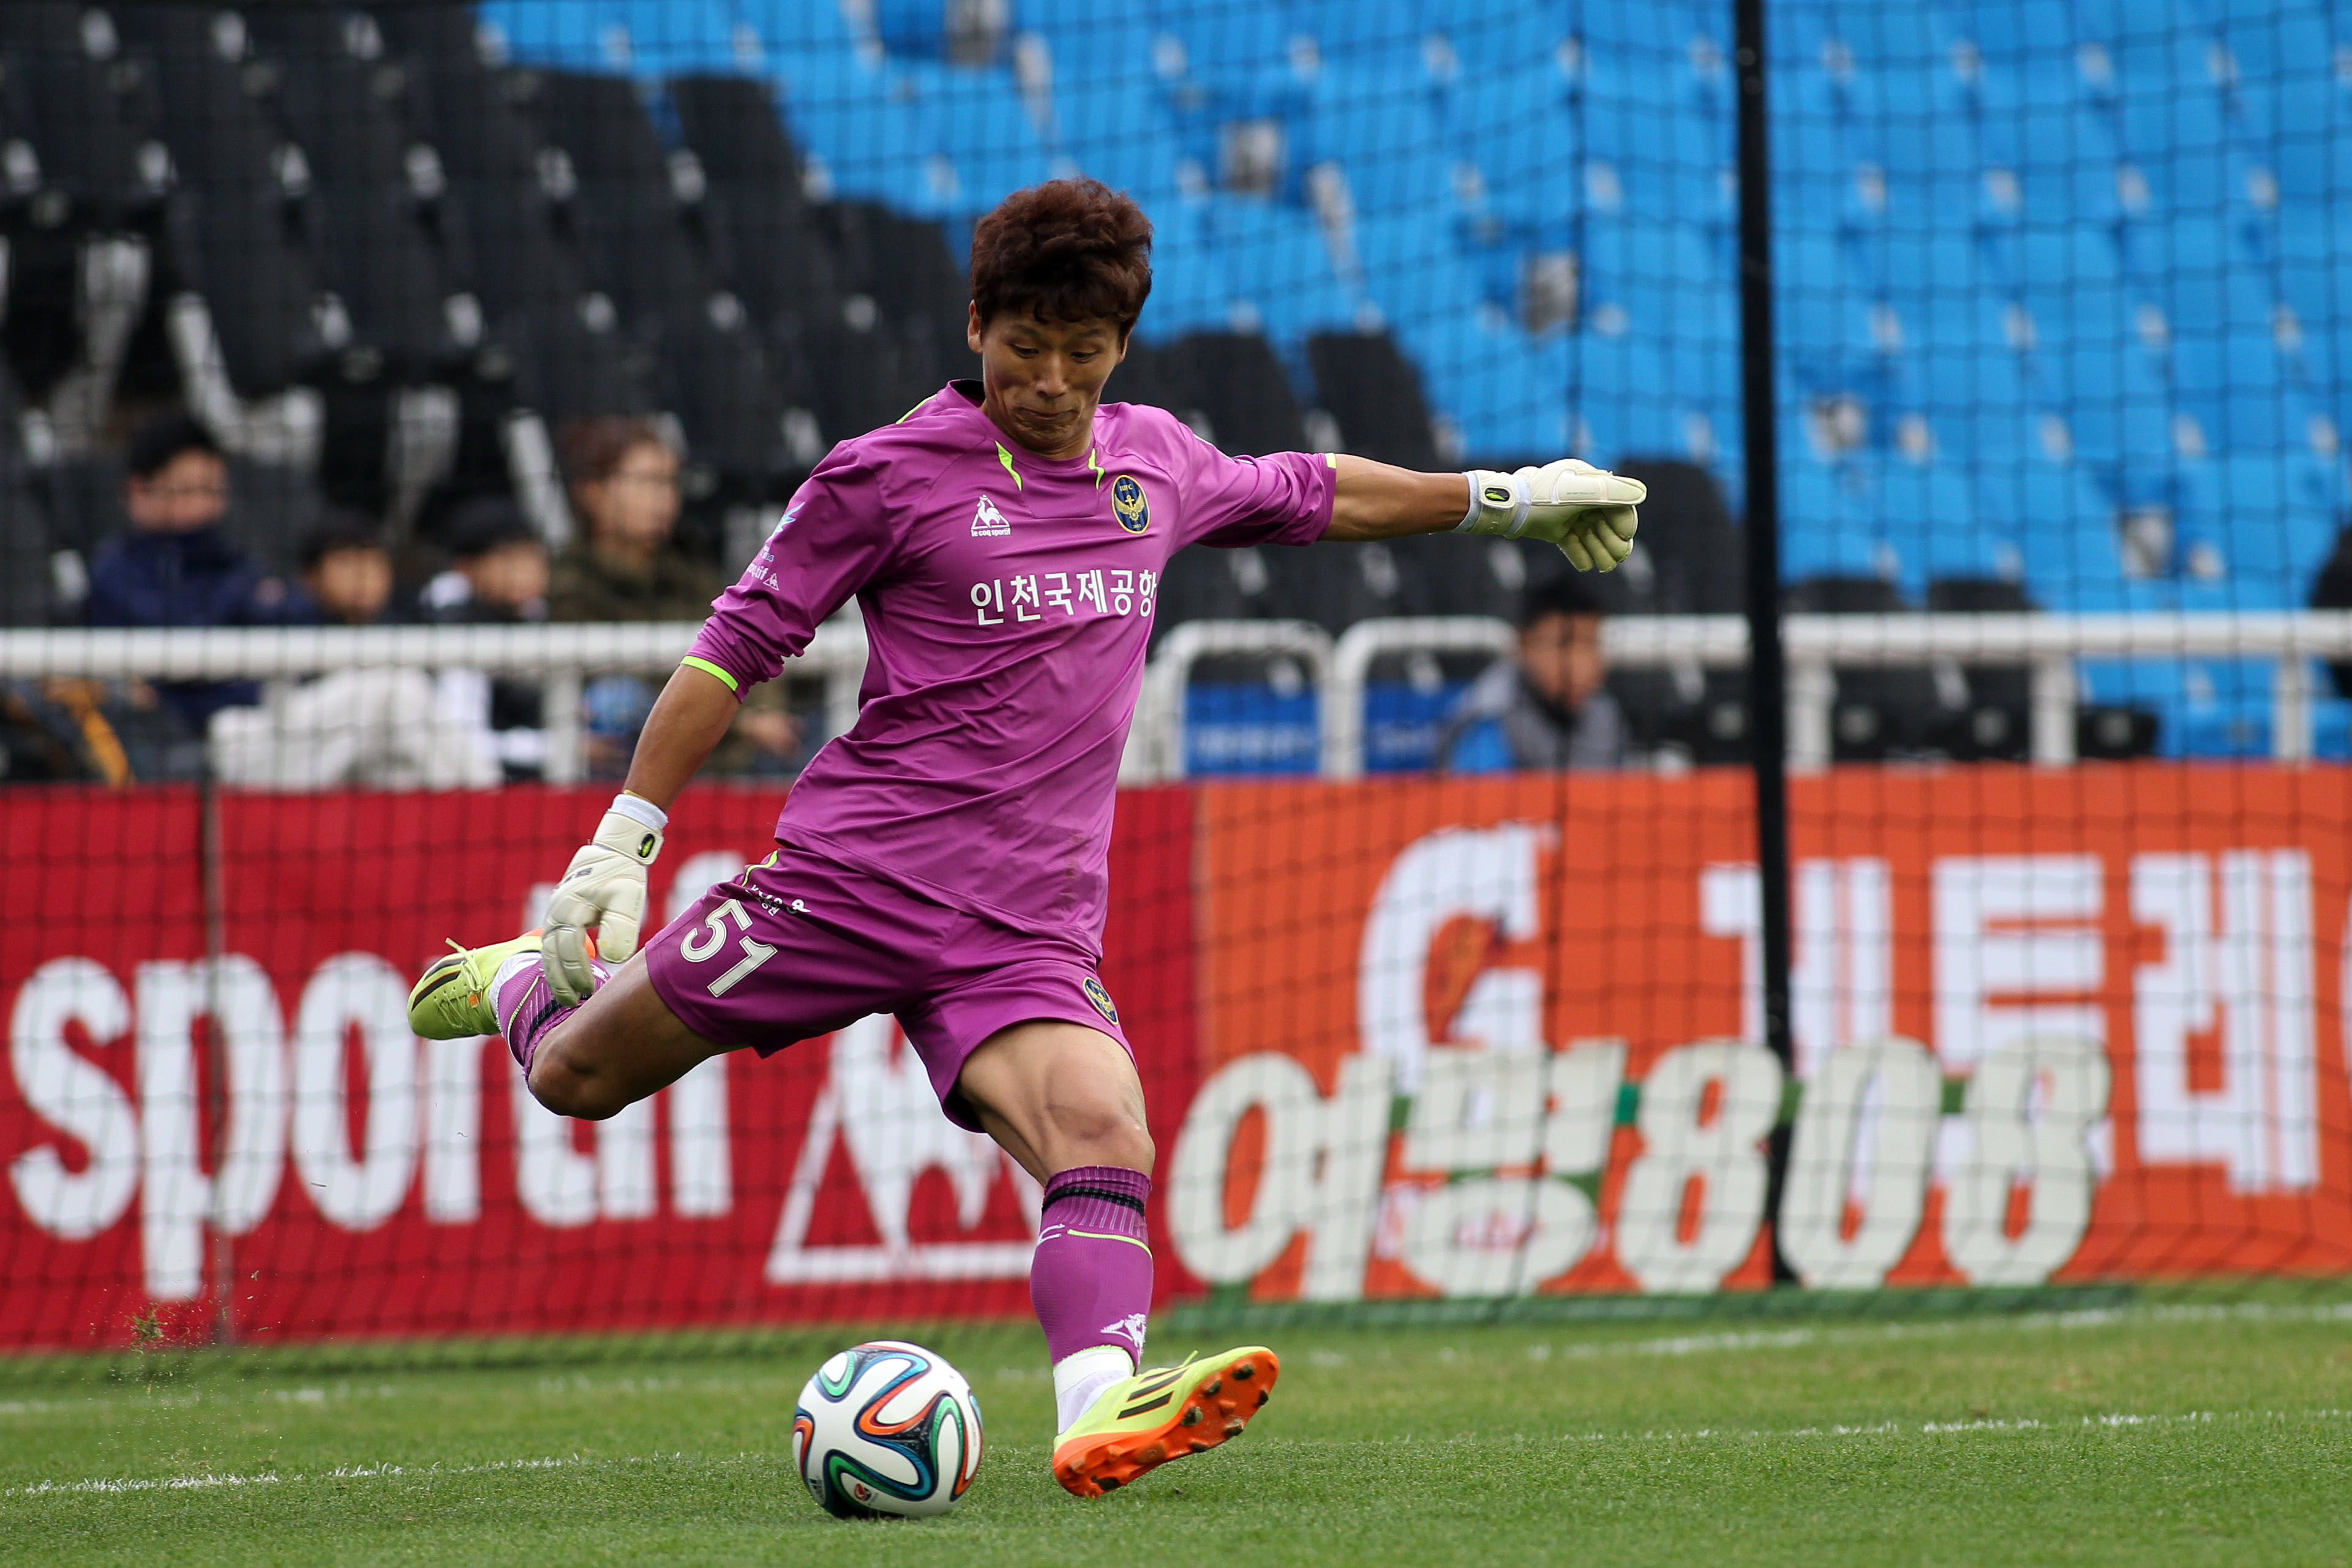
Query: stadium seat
1781 572 1956 760
1168 331 1310 457
1288 0 1424 77
1441 62 1578 241
1923 576 2037 761
1200 196 1358 348
1306 329 1443 470
811 199 977 389
1298 66 1452 219
1611 457 1743 617
0 364 55 627
537 70 716 325
669 73 842 329
1050 73 1197 206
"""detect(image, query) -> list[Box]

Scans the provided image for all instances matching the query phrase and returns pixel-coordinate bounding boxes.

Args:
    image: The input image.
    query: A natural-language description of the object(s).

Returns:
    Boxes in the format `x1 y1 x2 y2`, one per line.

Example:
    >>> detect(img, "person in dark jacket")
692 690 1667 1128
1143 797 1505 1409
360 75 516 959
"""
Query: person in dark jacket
1438 572 1629 773
420 497 551 780
83 415 294 727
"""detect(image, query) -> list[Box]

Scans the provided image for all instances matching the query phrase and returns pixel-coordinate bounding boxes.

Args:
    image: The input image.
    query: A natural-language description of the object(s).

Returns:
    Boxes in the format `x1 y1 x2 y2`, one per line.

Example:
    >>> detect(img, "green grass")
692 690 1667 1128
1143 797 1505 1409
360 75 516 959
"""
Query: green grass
6 1300 2351 1567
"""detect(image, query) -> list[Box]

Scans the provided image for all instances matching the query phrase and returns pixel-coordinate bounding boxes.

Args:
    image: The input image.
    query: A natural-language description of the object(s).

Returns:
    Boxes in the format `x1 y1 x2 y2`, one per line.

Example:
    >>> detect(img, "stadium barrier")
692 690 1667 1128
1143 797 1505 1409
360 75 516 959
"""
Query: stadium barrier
2 625 2349 1348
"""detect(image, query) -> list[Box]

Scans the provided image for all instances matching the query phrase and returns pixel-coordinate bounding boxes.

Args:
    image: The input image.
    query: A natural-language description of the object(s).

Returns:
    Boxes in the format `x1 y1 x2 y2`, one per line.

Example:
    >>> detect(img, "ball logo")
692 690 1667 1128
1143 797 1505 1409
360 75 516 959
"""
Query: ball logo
1111 475 1151 534
1083 976 1120 1024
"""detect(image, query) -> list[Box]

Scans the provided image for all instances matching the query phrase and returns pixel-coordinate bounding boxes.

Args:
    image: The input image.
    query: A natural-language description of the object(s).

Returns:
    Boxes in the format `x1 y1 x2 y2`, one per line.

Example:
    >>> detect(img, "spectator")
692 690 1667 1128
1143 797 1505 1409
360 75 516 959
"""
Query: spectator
84 414 293 728
1438 574 1629 773
208 516 501 791
548 418 800 776
292 510 399 626
421 497 551 781
547 418 723 622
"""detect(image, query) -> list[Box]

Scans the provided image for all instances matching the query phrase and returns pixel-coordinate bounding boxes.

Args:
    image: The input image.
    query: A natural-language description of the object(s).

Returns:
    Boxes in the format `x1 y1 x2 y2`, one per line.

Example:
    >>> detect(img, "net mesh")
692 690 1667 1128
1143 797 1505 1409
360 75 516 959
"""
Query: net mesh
0 0 2348 1362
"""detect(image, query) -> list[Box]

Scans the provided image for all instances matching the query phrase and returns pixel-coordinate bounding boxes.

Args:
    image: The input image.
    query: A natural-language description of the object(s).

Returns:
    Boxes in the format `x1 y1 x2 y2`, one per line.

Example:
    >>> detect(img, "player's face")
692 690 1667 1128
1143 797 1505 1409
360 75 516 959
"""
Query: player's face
969 306 1127 460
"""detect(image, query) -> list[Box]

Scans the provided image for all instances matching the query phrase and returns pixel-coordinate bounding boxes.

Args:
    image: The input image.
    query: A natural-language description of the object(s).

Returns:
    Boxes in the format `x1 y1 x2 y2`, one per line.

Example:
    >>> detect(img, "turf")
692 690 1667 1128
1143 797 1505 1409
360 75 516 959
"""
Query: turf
6 1301 2351 1567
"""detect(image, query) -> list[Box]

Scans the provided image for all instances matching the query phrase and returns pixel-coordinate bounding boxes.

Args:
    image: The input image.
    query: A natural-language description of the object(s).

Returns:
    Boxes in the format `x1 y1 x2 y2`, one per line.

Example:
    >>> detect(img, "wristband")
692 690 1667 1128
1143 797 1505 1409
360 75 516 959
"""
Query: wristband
609 791 668 833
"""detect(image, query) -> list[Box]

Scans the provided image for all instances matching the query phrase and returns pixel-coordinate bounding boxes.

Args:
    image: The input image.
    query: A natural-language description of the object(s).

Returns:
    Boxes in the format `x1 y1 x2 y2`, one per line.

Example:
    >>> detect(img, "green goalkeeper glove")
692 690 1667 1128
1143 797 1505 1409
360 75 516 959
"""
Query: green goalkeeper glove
1457 459 1646 572
542 793 664 1005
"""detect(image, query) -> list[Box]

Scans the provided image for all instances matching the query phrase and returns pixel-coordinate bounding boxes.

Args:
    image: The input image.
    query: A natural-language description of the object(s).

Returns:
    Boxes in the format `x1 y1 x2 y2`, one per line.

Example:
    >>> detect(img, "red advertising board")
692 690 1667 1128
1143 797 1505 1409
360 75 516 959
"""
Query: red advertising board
0 784 1198 1348
1177 765 2352 1303
4 764 2349 1351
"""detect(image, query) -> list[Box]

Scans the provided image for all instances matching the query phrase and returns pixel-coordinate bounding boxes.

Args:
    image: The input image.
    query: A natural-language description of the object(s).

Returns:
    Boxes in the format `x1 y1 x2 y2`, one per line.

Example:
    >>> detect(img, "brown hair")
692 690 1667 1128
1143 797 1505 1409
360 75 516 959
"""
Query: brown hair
555 415 669 487
969 179 1153 337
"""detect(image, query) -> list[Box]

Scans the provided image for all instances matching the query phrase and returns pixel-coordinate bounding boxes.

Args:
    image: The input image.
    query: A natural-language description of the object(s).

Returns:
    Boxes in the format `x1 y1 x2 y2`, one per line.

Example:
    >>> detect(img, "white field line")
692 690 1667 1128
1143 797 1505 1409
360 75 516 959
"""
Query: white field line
1264 1408 2352 1448
0 1450 743 1502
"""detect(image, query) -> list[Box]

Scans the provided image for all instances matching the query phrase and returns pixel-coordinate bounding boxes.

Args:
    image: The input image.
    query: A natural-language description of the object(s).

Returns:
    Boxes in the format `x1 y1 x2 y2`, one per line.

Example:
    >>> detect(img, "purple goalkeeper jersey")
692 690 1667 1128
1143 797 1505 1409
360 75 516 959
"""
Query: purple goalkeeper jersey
687 380 1337 952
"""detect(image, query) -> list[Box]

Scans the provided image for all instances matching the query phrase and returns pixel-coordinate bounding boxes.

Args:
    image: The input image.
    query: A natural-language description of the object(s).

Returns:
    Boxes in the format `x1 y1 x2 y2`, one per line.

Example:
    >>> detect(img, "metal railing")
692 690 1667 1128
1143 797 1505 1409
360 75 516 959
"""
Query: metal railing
1121 620 1334 784
0 620 870 785
1144 611 2352 781
7 610 2350 786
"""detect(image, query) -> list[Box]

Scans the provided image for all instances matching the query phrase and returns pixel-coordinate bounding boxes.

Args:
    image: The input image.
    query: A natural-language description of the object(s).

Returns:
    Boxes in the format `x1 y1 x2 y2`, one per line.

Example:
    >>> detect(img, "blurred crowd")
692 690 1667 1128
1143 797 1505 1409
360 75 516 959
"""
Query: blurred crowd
2 411 805 788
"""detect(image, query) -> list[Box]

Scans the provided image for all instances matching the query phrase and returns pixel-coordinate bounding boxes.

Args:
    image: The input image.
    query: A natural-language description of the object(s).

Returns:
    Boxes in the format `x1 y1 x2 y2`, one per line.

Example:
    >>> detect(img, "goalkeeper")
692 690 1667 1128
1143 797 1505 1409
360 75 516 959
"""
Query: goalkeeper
408 178 1640 1498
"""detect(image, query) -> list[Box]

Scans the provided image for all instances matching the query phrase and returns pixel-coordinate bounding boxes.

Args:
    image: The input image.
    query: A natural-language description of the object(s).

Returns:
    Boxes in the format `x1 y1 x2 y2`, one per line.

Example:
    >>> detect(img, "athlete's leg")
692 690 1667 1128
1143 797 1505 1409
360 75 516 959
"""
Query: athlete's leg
953 1022 1161 1444
953 1019 1152 1180
524 954 725 1120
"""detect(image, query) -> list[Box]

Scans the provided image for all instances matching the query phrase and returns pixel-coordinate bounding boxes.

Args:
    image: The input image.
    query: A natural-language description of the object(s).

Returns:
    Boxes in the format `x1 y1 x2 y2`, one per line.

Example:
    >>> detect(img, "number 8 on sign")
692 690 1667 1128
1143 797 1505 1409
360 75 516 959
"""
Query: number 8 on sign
680 898 778 996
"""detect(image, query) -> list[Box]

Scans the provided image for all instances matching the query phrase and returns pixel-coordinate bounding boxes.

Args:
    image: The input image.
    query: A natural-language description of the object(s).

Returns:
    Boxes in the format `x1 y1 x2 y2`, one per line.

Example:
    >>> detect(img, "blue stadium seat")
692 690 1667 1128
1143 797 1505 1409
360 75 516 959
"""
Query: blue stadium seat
1201 197 1360 347
1299 68 1455 217
896 60 1057 217
478 0 620 70
1443 64 1579 240
1133 200 1229 342
777 53 937 212
728 0 865 58
1779 459 1890 583
1148 0 1310 126
2077 656 2277 758
1569 331 1679 467
1289 0 1425 77
1431 0 1572 64
1018 0 1159 70
2174 453 2341 607
1051 76 1197 205
1974 455 2117 608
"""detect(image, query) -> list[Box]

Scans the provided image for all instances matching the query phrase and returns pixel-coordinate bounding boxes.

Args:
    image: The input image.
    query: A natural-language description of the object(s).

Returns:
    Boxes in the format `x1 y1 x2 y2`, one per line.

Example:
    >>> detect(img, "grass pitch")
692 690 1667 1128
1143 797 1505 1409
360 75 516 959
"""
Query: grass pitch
6 1298 2350 1567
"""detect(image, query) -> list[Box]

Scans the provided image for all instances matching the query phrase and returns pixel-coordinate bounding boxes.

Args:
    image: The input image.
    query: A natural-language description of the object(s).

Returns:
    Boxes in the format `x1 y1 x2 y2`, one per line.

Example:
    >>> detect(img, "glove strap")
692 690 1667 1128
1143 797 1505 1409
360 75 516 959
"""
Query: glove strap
608 791 668 833
1456 470 1531 537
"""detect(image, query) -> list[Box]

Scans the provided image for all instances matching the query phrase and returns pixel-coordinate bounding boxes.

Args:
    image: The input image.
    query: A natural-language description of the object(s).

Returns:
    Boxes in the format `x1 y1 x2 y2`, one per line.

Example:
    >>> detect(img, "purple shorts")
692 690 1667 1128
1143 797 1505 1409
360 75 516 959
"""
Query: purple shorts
642 841 1130 1129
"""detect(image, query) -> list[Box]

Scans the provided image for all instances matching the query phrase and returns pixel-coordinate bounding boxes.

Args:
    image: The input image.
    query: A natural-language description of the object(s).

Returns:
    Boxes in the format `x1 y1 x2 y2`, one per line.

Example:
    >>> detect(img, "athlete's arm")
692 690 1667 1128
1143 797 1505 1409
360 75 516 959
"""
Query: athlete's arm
1322 453 1647 573
1321 455 1472 541
622 662 738 811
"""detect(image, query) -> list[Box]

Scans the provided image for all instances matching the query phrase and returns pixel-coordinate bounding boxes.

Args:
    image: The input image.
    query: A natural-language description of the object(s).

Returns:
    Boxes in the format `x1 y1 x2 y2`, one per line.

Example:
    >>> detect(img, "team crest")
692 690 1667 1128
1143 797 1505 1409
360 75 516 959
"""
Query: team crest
1082 976 1120 1025
972 495 1010 536
1110 475 1150 535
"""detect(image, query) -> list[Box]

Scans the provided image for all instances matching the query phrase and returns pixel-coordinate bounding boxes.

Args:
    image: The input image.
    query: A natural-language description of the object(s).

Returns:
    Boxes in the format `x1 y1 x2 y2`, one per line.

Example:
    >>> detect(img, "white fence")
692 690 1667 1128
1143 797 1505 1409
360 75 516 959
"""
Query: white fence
4 612 2350 784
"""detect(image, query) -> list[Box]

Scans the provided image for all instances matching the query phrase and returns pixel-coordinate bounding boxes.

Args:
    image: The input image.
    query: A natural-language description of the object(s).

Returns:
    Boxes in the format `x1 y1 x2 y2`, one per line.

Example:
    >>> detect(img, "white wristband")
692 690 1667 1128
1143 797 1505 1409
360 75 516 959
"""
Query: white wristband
608 791 668 833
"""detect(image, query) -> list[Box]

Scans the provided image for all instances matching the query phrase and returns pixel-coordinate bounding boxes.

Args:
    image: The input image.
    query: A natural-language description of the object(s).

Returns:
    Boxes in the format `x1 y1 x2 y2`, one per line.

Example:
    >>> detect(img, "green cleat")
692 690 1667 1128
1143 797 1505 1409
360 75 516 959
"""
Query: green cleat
407 931 546 1040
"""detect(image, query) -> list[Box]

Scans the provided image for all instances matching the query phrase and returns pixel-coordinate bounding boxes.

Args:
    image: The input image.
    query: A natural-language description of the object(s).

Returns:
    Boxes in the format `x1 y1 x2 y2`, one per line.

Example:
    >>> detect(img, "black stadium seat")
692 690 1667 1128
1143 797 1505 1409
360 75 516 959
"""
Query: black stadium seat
161 183 329 398
1306 329 1442 470
670 73 847 333
1783 574 1956 761
1173 332 1308 456
369 2 490 69
0 364 55 627
1924 577 2037 759
1610 457 1742 616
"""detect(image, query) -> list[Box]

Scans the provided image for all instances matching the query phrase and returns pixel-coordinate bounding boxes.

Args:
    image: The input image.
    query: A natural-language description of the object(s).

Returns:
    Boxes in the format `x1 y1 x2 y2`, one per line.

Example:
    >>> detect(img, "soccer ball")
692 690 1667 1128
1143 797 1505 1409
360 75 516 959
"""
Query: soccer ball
792 1340 984 1518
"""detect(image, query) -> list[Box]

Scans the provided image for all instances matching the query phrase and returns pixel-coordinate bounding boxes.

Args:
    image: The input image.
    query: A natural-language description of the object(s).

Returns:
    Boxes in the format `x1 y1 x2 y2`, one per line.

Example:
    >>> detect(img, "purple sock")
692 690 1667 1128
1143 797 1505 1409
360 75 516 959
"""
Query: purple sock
1031 1165 1154 1368
491 953 606 1072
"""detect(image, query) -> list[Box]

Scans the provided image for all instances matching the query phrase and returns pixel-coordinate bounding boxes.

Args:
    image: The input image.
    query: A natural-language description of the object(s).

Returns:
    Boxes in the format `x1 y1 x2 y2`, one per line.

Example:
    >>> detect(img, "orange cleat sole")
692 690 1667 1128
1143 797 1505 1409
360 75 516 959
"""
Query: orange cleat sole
1051 1349 1280 1499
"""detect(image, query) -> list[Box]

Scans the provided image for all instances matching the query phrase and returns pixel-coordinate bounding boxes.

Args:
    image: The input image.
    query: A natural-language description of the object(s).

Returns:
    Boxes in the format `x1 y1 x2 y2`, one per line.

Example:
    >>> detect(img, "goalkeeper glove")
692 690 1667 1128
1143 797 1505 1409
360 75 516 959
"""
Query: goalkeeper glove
542 793 665 1005
1457 459 1646 572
